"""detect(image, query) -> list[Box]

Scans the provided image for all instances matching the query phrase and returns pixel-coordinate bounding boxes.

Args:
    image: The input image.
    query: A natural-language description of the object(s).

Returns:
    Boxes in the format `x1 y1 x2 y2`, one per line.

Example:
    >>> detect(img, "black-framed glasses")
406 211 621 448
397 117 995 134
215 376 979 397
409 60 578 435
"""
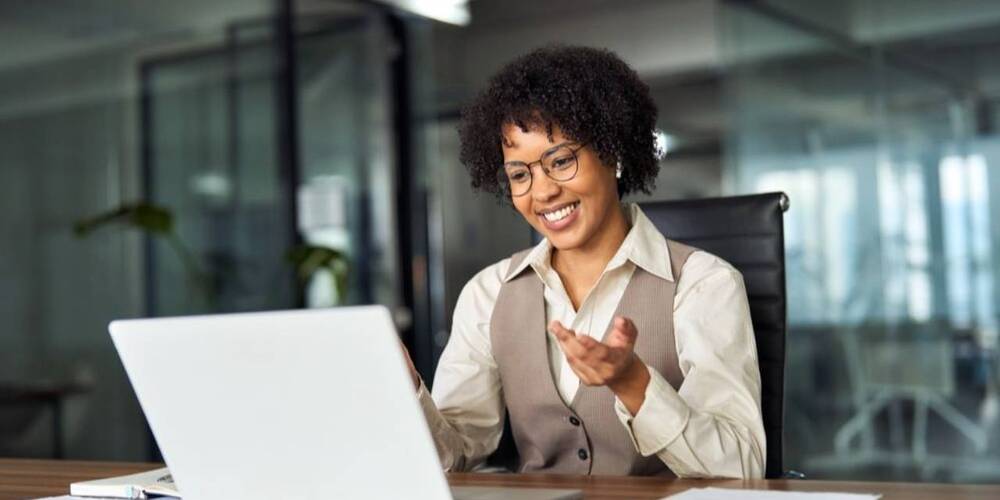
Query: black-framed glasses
498 142 588 197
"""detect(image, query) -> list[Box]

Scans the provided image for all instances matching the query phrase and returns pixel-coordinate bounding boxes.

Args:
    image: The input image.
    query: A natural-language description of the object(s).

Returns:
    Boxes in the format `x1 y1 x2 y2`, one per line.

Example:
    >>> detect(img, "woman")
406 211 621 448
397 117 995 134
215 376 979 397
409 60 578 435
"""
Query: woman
404 46 764 479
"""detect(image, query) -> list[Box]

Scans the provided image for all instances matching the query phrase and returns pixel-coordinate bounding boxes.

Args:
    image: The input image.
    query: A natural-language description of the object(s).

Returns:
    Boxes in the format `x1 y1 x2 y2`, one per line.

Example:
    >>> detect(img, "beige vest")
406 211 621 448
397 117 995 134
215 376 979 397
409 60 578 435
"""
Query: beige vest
490 239 696 476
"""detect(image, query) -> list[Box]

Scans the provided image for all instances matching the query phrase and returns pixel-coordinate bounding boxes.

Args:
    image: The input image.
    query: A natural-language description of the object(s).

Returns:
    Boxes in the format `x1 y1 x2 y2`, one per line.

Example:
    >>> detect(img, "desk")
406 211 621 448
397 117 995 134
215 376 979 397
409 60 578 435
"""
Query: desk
1 459 998 499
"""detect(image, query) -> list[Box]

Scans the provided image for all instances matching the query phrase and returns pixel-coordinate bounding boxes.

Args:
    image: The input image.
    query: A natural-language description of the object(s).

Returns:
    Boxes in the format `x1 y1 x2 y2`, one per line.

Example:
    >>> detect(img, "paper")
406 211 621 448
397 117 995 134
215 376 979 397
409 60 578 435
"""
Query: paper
34 497 119 500
664 487 881 500
68 466 176 499
33 497 180 500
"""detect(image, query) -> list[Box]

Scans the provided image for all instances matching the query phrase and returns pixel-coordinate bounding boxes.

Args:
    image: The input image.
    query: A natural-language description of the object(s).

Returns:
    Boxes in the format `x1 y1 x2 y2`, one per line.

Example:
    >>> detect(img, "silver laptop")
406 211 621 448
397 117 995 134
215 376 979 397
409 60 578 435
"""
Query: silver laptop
110 306 580 500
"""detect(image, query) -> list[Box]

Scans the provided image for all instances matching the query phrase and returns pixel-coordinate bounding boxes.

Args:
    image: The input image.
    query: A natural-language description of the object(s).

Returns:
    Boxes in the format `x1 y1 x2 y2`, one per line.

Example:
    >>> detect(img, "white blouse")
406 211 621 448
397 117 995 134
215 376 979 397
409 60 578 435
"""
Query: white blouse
416 203 766 478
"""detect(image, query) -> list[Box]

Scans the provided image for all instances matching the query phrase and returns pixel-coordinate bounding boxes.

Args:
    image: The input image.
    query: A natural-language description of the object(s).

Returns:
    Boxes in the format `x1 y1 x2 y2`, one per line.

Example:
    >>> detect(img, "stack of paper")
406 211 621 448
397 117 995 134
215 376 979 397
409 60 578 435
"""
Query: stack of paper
665 487 881 500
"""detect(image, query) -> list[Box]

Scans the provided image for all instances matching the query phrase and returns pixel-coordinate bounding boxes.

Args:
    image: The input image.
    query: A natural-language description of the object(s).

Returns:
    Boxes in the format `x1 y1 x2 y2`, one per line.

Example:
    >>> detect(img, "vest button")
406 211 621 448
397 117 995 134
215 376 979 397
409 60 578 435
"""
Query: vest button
568 416 580 426
577 449 589 461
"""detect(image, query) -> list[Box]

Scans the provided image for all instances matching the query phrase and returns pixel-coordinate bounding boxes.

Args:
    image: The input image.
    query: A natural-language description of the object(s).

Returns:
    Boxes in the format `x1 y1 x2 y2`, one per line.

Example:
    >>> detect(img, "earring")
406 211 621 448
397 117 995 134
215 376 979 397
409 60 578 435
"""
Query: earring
615 161 623 179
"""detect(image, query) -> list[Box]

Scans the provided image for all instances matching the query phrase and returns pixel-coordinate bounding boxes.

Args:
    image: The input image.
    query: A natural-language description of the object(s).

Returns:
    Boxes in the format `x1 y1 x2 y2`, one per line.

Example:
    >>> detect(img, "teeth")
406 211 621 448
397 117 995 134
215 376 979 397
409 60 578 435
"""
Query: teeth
543 203 578 222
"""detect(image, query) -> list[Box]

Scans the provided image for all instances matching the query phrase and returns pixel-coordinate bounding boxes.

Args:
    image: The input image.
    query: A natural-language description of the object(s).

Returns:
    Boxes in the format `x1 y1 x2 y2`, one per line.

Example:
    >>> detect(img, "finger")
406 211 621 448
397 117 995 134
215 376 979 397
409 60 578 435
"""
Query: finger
548 320 576 341
550 322 592 357
557 333 591 359
617 316 638 342
576 335 610 361
607 316 638 348
577 334 599 349
565 352 605 385
398 340 420 389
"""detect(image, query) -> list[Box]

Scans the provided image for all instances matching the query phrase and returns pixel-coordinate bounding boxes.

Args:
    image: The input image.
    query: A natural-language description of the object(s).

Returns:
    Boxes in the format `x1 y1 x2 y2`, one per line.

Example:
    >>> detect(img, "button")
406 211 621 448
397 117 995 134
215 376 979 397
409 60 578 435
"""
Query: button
568 416 580 426
578 449 589 460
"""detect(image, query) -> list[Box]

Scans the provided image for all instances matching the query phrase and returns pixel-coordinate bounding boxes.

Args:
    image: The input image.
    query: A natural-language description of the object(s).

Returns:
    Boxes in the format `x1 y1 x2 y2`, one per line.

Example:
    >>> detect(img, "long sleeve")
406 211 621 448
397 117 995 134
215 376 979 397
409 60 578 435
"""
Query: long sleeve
417 264 507 471
613 254 766 478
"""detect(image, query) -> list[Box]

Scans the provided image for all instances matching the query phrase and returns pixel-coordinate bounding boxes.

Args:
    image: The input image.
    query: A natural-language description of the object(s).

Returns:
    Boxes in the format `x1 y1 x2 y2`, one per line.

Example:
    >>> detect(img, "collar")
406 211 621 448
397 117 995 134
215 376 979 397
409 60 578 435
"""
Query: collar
503 203 674 283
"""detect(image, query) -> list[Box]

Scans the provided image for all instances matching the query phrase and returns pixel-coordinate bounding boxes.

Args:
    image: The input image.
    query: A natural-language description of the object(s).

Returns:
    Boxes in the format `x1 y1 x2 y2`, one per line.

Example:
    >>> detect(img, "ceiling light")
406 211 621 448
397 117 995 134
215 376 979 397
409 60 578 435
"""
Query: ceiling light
374 0 470 26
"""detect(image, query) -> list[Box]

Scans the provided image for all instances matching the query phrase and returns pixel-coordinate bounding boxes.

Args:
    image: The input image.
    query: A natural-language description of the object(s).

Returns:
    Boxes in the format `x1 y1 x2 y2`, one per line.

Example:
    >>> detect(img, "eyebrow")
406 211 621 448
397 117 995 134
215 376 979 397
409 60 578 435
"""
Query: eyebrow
502 141 575 166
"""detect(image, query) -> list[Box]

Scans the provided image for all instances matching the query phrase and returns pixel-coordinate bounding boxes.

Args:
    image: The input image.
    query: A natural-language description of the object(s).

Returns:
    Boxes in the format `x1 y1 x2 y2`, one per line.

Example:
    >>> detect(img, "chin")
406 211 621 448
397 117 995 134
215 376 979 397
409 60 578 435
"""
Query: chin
546 232 585 251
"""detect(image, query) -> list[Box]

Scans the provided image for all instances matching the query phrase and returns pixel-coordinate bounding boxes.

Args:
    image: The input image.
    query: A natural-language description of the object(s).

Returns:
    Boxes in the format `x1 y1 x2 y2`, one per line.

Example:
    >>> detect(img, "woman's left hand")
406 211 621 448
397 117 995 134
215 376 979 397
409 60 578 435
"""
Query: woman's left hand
549 316 651 414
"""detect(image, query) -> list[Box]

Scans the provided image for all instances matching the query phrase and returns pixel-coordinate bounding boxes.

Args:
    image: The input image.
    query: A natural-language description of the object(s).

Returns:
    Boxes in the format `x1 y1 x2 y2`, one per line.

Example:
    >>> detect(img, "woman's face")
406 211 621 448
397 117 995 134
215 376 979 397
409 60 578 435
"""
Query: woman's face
502 123 621 252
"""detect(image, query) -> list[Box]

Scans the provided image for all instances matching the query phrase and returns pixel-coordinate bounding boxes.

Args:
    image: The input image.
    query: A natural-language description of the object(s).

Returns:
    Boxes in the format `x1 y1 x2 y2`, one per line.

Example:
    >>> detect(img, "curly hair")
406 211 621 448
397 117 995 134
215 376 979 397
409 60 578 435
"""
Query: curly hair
458 45 661 202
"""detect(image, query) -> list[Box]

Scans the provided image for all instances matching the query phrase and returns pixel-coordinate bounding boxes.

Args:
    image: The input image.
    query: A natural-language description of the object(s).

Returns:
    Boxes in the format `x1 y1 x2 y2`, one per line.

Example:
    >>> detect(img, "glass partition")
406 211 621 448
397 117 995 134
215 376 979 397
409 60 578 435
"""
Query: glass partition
0 0 412 461
721 0 1000 482
0 0 278 461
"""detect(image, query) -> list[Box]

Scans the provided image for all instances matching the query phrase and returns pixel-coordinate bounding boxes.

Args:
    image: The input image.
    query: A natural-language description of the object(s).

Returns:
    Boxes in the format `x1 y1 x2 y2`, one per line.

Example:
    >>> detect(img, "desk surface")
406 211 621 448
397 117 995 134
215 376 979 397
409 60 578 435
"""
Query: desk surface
1 459 998 500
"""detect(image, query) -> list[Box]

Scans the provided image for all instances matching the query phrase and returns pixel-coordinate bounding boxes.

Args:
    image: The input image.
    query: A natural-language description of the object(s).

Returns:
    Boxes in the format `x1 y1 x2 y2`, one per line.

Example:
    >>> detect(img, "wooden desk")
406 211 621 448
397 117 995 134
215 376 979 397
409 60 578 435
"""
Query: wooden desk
1 458 998 499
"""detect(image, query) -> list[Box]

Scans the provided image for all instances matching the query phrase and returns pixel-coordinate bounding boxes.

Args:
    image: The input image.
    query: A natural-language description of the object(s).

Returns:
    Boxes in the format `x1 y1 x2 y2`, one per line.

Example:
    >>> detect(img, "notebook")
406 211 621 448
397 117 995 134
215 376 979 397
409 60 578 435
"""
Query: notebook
69 467 176 499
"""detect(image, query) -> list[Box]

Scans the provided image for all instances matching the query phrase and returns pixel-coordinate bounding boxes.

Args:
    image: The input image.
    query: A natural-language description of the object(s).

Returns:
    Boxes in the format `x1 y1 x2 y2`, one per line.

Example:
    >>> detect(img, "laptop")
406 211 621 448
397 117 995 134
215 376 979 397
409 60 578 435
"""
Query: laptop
110 306 581 500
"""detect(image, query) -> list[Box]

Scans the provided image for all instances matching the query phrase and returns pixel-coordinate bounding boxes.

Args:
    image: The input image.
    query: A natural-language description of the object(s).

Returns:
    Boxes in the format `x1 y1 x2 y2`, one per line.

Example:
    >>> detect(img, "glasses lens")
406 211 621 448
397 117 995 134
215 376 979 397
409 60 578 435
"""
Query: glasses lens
542 145 578 181
501 165 532 196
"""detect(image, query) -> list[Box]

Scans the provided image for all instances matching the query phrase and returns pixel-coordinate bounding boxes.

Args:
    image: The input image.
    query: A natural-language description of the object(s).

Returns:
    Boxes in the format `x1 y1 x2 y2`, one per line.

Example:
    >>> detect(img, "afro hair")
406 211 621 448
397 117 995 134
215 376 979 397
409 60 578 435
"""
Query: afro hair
458 45 661 202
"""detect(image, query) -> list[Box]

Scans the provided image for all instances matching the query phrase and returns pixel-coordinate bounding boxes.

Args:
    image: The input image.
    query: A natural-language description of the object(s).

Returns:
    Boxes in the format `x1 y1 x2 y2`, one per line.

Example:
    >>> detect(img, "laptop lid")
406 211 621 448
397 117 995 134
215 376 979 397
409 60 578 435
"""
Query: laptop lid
110 306 453 500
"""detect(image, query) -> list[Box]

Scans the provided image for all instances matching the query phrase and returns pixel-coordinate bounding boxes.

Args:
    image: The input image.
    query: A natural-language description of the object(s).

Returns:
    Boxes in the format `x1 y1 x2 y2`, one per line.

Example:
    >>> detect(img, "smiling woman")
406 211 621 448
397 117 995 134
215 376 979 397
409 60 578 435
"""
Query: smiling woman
403 45 766 479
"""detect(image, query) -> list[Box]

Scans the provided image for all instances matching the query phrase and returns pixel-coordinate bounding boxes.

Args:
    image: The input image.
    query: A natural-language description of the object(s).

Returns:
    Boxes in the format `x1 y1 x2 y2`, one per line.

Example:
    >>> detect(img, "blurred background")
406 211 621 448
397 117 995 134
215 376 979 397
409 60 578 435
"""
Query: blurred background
2 0 1000 484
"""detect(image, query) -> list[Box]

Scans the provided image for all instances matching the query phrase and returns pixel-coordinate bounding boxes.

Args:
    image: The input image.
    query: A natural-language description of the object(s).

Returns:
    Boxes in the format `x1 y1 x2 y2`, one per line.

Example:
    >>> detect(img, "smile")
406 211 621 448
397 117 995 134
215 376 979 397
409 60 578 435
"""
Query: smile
539 202 580 223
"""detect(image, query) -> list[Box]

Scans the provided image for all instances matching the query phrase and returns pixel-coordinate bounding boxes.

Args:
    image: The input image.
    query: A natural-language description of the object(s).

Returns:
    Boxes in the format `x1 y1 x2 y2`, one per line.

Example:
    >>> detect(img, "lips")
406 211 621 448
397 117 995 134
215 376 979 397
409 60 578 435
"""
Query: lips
538 201 578 219
537 201 580 231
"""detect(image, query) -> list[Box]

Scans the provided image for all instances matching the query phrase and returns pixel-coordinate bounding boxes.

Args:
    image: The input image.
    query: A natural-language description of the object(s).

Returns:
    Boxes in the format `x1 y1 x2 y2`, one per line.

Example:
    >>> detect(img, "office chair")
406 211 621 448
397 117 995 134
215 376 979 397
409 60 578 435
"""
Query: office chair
487 192 790 479
640 192 789 479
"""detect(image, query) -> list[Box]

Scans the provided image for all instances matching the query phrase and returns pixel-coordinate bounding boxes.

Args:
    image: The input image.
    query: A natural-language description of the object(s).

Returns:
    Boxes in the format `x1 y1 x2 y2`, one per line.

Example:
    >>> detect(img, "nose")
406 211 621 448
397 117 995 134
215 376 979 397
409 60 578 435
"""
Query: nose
530 166 560 202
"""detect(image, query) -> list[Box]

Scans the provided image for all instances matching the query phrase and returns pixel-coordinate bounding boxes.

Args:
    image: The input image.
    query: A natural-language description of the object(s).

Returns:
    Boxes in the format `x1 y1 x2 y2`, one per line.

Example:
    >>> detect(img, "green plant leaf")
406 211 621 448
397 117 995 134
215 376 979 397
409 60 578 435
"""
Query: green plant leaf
287 244 350 302
73 203 174 237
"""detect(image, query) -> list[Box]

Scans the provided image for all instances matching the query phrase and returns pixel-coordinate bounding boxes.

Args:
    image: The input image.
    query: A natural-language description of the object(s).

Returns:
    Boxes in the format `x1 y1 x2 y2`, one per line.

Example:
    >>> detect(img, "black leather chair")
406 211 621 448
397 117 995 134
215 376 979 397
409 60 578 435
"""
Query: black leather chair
487 192 790 478
639 192 789 479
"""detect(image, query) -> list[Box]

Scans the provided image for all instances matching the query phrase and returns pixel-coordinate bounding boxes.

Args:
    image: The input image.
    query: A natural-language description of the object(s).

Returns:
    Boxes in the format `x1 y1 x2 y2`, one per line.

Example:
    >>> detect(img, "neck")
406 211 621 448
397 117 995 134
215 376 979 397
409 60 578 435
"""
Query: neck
552 204 630 279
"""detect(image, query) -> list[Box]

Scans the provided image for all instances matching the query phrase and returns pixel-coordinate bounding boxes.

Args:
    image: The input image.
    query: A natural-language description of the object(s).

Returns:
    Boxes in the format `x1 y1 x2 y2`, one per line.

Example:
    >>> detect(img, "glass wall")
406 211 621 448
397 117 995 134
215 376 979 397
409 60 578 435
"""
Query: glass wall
144 25 295 316
0 0 283 461
0 0 414 461
142 6 405 317
721 0 1000 482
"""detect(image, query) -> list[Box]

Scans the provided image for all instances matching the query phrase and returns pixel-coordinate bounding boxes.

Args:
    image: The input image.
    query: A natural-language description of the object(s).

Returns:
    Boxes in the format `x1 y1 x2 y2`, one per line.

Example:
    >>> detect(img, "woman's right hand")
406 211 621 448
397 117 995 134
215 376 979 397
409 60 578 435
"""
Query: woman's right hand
399 340 421 391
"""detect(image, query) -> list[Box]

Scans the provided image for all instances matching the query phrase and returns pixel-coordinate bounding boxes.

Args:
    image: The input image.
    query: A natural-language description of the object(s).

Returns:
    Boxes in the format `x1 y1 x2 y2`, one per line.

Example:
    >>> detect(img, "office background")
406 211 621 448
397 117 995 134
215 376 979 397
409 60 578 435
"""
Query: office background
2 0 1000 484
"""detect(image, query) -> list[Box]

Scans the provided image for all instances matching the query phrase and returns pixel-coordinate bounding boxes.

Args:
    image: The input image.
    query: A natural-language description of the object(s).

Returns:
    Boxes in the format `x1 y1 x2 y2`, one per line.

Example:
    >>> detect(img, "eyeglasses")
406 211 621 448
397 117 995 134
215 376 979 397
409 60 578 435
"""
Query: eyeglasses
498 142 588 197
